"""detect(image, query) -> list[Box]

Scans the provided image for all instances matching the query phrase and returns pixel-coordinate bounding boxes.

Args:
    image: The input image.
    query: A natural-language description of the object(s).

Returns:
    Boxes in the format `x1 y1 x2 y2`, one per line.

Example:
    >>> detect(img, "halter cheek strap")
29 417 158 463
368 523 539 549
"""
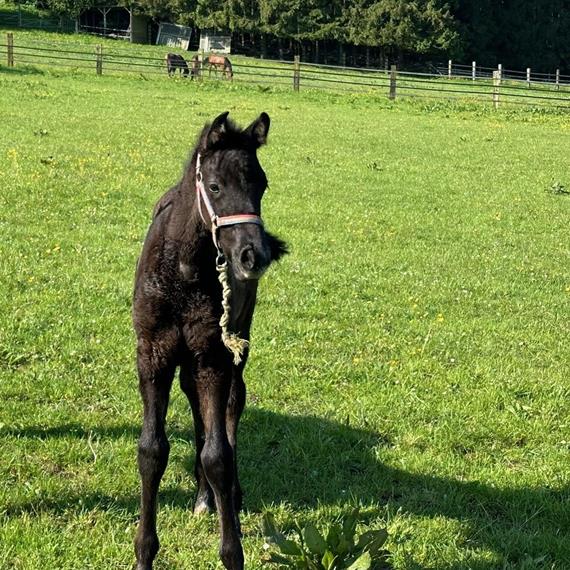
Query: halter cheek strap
195 153 263 251
194 152 263 365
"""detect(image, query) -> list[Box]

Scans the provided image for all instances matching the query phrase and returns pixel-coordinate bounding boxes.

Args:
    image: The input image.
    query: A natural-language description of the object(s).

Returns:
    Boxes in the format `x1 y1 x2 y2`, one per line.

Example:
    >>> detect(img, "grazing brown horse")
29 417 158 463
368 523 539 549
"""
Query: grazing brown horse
207 54 233 80
189 54 233 80
132 111 287 570
164 53 190 77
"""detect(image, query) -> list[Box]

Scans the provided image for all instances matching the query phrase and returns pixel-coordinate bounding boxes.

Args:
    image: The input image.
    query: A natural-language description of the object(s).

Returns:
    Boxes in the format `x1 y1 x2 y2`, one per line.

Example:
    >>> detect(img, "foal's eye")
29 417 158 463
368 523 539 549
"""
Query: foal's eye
209 183 220 194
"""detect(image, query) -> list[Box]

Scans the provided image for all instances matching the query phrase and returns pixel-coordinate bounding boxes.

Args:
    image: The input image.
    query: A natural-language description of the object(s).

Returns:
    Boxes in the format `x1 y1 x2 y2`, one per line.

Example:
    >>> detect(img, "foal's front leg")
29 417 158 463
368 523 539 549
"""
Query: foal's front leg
179 364 215 515
196 351 244 570
226 368 246 529
134 339 176 570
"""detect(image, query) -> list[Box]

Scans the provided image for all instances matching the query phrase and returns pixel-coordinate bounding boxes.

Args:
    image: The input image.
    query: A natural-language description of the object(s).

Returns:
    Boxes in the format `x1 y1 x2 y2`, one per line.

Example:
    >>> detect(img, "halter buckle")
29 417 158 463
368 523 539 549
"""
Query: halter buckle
216 250 226 268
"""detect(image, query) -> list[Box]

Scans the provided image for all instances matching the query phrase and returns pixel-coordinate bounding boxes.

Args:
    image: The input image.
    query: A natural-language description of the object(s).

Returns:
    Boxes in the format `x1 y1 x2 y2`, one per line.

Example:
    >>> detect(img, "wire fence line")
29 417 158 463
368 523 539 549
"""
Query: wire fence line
436 60 570 86
0 11 76 33
1 33 570 110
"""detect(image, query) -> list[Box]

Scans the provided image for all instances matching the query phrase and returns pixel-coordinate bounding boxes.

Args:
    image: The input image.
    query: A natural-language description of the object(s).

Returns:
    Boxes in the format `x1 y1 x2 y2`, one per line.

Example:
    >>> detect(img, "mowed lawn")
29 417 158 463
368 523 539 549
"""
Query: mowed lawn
0 63 569 570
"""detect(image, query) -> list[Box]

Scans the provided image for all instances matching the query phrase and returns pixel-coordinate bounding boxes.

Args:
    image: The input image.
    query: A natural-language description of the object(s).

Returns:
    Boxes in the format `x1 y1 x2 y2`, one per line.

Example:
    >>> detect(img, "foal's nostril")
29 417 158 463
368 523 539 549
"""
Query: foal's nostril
239 246 256 271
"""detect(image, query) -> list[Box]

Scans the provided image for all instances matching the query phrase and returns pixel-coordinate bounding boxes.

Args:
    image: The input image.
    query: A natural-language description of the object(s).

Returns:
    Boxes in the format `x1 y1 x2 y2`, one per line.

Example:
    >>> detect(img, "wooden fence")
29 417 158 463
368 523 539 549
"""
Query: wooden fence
2 33 570 110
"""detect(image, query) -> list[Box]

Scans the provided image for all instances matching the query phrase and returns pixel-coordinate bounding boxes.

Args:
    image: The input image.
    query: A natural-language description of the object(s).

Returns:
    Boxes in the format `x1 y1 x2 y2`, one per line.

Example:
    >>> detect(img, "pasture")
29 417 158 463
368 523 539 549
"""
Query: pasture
0 60 569 569
1 21 570 108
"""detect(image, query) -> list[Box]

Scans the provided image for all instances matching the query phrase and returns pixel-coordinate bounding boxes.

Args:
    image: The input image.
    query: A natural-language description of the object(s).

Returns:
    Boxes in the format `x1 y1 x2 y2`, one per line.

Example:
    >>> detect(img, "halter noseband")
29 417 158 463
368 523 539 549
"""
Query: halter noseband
195 153 263 254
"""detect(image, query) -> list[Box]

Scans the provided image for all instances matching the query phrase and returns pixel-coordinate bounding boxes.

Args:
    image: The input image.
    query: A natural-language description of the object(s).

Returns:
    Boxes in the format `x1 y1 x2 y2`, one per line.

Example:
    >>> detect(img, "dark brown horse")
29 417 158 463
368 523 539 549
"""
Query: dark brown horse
132 112 287 570
164 53 190 77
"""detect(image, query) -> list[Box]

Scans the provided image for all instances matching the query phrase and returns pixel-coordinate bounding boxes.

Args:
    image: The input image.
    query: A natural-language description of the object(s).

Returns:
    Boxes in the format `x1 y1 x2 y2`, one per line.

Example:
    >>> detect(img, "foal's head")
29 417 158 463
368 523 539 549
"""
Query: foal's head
195 112 287 281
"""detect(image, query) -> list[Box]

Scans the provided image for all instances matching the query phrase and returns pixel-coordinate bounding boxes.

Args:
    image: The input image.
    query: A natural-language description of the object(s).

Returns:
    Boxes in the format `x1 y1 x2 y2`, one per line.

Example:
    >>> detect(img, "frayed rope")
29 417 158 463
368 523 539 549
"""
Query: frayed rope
216 258 248 365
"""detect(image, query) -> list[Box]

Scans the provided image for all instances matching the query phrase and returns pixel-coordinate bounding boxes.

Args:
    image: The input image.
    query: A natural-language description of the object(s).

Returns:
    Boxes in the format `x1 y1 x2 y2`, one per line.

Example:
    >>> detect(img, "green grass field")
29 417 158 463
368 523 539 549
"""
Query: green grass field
1 34 569 570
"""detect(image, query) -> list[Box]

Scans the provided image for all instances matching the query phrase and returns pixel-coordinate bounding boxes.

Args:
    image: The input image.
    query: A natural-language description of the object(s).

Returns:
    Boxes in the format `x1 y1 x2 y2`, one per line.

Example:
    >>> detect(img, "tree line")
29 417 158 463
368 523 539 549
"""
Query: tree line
34 0 569 72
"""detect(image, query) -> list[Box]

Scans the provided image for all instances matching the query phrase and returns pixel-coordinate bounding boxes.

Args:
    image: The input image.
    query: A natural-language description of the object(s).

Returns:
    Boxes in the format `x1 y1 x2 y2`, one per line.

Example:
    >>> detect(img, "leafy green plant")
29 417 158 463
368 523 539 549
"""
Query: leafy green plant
549 181 569 195
262 510 388 570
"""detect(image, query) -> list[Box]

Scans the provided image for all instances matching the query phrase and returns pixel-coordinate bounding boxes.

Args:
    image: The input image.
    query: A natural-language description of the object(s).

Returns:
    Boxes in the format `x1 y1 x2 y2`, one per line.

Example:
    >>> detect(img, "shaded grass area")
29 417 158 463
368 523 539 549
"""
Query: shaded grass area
0 65 569 570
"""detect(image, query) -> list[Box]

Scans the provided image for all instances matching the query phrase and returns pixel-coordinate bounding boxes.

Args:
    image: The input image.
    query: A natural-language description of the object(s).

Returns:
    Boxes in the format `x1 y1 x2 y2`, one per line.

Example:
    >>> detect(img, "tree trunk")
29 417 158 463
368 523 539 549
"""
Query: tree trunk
315 40 319 63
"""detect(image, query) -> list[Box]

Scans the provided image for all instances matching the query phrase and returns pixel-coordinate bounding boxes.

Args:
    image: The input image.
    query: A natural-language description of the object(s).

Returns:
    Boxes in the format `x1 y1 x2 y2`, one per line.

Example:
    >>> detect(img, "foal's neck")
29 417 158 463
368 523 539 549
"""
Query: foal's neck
175 166 217 269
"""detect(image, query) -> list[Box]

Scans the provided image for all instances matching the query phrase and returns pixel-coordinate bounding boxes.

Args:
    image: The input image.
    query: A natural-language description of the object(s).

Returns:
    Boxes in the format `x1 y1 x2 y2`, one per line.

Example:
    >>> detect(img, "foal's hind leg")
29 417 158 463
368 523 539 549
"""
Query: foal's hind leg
179 363 215 515
134 336 177 570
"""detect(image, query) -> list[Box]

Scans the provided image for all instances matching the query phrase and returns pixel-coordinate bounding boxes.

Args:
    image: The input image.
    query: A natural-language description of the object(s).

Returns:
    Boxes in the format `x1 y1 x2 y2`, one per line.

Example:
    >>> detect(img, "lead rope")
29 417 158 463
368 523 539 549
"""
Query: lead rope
216 253 249 365
196 154 249 365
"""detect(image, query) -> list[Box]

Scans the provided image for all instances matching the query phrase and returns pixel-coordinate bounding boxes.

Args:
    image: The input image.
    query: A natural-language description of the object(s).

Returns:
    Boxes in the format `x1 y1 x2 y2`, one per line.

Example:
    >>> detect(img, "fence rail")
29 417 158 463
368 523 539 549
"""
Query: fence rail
1 33 569 110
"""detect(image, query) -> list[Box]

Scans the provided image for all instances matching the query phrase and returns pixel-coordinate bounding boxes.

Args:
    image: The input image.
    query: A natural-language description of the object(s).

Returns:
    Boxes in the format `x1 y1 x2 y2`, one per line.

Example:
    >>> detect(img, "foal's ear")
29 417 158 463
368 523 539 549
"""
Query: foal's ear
207 111 230 147
245 112 270 148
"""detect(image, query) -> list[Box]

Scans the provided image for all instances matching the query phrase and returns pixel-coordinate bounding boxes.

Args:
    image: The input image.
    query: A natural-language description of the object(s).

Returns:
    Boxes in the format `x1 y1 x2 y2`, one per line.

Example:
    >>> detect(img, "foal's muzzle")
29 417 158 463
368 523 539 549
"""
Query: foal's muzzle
234 242 270 281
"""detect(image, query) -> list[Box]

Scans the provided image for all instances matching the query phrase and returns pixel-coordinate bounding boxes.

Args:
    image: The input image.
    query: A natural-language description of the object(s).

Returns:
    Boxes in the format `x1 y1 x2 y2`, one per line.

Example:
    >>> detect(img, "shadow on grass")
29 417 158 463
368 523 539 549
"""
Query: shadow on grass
0 63 45 76
2 409 568 568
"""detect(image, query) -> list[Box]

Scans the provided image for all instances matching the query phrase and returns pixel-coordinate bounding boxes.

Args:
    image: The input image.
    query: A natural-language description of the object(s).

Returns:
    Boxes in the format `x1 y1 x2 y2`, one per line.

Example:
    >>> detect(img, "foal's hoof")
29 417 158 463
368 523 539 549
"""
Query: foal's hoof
193 494 215 515
193 501 213 515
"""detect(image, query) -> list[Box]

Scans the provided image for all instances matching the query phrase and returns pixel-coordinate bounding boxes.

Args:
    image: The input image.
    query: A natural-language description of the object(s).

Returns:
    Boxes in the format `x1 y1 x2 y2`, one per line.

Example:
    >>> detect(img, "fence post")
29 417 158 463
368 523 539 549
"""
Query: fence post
493 70 501 109
96 44 103 75
498 63 502 80
526 67 531 88
198 49 204 80
472 61 476 81
7 32 14 67
293 55 300 91
448 59 452 79
556 69 560 90
389 64 397 100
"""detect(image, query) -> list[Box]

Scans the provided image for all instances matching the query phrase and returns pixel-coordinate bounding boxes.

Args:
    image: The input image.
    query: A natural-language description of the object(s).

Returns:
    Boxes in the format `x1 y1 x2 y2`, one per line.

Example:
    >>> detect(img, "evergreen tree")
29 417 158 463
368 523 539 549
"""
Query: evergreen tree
347 0 461 57
194 0 259 31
